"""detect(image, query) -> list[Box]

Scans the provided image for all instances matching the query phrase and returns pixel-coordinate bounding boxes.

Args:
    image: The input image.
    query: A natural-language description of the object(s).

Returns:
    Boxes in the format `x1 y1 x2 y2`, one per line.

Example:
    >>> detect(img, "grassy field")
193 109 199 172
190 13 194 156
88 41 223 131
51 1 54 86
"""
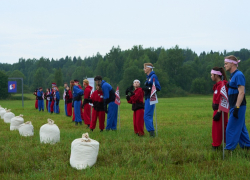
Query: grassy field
1 94 250 179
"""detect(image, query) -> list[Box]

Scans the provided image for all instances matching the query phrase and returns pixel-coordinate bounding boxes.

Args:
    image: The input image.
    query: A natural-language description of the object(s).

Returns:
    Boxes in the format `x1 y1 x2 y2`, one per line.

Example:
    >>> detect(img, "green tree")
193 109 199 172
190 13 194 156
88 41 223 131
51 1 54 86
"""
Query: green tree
32 67 49 90
54 68 63 87
0 71 10 99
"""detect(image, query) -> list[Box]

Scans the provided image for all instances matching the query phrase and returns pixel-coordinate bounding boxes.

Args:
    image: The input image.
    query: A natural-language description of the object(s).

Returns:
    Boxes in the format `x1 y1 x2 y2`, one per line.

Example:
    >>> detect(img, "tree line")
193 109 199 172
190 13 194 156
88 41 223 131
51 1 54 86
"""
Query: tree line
1 45 250 99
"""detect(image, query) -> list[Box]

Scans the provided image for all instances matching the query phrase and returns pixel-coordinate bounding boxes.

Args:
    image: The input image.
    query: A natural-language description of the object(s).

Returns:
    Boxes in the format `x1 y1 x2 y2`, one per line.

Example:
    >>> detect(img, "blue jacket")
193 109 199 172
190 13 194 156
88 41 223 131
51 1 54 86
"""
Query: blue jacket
101 80 115 103
144 71 161 99
73 85 84 101
55 91 60 101
37 90 43 100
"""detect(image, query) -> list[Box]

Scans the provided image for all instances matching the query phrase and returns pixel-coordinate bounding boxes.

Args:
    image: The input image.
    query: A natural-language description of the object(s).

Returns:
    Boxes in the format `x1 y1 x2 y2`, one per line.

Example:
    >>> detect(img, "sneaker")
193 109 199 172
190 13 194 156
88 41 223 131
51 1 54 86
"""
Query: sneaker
79 122 82 125
75 122 78 126
100 130 103 132
86 125 90 129
212 146 219 151
90 129 94 132
149 131 155 137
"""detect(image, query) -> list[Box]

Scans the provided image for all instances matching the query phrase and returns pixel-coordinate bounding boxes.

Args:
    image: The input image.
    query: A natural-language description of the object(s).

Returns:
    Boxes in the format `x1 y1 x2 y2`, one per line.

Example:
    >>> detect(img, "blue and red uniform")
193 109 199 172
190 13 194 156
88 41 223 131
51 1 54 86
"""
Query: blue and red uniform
65 89 73 117
127 87 145 136
89 89 105 130
73 85 84 123
83 85 93 126
37 89 44 111
144 71 161 133
226 70 250 150
212 80 228 147
101 80 117 130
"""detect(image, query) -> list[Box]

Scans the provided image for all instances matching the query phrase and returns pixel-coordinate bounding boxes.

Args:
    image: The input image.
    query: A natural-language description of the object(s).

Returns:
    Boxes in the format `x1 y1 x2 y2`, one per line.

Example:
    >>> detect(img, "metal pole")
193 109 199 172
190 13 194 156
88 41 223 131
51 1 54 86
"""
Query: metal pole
221 75 224 160
155 104 158 137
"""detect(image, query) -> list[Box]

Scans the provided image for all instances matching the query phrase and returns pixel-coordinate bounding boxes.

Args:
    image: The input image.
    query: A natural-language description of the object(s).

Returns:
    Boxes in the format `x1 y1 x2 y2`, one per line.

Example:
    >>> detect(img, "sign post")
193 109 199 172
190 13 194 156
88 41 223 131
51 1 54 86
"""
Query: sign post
8 78 24 107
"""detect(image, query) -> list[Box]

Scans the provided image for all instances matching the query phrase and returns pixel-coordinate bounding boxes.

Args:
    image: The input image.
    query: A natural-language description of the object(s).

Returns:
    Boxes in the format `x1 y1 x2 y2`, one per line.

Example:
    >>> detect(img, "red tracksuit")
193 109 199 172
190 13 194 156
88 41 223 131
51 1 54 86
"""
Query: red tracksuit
33 92 38 109
212 80 228 147
83 85 93 125
45 92 49 111
127 87 145 136
72 85 84 121
50 90 55 113
66 90 73 116
90 90 105 130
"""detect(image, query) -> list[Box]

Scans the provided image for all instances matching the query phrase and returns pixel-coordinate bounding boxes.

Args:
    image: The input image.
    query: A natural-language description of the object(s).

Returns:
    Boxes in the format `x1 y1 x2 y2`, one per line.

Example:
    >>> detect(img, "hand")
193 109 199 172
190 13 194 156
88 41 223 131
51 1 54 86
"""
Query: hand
125 88 129 95
142 87 151 92
233 107 239 119
126 95 130 101
213 111 221 121
104 104 108 114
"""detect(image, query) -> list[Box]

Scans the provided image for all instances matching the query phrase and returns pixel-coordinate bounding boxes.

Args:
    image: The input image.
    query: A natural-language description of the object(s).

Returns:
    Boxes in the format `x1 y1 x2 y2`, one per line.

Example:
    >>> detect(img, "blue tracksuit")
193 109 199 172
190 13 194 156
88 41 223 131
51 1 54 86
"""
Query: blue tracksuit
37 90 44 111
73 85 84 123
144 71 161 132
54 91 60 114
101 80 118 130
226 70 250 150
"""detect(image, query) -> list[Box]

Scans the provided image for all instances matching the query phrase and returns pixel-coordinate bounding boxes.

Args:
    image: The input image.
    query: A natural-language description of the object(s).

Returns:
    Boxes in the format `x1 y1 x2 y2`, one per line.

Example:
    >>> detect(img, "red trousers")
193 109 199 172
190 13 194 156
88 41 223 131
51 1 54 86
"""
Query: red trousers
46 100 48 111
212 110 228 146
133 109 144 136
35 100 38 109
90 108 105 130
50 101 55 113
83 104 91 125
67 103 72 116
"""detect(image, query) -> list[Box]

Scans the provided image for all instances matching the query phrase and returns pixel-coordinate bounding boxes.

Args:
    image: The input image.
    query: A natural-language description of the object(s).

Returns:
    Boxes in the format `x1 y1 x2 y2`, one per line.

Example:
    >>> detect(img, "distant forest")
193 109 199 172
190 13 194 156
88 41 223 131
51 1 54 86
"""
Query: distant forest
1 45 250 99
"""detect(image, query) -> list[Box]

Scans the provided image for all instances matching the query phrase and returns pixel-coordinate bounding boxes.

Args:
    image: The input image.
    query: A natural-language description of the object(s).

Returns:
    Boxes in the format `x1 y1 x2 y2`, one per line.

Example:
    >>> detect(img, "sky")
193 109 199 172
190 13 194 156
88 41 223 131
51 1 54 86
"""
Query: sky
0 0 249 64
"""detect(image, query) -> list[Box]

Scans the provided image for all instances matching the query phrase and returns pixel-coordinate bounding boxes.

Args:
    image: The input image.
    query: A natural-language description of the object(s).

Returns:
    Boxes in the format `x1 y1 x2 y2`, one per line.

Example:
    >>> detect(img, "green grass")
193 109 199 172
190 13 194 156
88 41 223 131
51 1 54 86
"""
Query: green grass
1 94 250 179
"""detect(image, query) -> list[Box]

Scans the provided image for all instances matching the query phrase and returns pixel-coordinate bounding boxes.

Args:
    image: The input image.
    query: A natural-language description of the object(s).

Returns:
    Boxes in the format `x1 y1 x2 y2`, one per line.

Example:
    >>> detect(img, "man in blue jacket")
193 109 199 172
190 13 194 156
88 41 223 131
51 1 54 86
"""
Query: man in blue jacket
224 55 250 151
94 76 117 130
37 87 44 112
73 79 84 126
142 63 161 137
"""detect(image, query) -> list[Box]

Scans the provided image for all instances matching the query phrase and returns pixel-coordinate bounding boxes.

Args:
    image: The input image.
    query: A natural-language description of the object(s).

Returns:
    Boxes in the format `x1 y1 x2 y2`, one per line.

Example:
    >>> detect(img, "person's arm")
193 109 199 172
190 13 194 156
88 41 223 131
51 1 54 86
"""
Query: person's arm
236 85 245 107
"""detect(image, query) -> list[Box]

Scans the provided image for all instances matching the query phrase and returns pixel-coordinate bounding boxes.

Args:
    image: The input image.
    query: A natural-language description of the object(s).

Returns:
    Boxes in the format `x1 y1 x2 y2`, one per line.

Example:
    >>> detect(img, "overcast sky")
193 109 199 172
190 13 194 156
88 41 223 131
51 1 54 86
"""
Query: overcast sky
0 0 249 64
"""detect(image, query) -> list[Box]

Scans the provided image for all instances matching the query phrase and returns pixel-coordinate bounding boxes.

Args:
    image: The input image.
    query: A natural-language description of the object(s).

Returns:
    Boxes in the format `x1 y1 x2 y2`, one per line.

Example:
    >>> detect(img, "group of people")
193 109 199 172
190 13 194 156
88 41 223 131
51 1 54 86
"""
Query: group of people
32 56 250 148
211 55 250 152
32 63 161 137
33 83 60 113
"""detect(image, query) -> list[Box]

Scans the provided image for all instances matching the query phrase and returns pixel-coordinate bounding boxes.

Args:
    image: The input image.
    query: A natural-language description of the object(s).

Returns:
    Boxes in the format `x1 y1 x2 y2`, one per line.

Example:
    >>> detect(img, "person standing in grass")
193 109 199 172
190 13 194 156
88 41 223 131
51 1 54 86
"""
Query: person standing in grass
126 79 145 136
94 75 117 131
37 87 44 112
82 79 93 128
50 83 56 114
63 83 68 116
45 88 50 111
142 63 161 137
224 55 250 151
89 84 105 132
33 88 38 109
73 79 84 126
210 67 228 150
65 82 73 117
54 87 60 114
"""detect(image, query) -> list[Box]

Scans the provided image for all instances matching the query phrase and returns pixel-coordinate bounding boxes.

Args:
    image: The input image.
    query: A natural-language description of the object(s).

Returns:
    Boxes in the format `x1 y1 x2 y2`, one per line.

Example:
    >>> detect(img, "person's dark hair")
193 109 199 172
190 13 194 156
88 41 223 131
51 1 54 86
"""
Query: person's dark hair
225 55 238 62
64 82 68 85
212 67 227 81
94 75 102 81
